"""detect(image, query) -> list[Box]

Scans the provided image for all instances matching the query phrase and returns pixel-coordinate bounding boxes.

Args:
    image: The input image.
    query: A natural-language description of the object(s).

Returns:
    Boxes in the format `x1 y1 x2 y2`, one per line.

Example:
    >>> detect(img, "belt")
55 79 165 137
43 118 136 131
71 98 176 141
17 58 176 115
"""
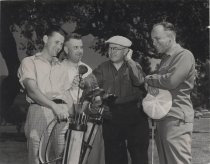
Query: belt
52 99 66 104
115 99 139 107
31 99 66 105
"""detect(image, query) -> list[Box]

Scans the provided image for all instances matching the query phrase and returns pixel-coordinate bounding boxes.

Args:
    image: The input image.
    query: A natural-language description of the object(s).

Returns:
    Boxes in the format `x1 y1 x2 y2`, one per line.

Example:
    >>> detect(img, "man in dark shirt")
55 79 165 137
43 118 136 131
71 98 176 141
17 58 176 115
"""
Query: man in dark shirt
92 36 149 164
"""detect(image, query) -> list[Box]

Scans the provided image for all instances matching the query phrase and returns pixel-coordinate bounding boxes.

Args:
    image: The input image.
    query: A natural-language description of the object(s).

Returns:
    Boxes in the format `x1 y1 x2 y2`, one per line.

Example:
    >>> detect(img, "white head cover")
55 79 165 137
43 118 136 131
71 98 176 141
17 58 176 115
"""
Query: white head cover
105 36 132 47
142 89 172 119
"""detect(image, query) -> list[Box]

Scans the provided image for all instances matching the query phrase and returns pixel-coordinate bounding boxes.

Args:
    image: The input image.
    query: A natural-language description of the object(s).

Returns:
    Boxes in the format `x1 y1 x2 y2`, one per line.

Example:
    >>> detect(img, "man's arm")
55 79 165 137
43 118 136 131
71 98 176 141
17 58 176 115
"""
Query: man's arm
127 59 144 86
23 78 69 120
125 49 144 86
63 90 74 115
145 52 194 90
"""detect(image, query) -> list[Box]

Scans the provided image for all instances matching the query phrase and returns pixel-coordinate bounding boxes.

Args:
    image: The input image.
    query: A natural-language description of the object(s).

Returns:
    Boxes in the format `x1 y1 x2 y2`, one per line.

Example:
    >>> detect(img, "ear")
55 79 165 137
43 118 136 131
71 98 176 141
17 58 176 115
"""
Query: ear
43 35 48 44
64 46 68 54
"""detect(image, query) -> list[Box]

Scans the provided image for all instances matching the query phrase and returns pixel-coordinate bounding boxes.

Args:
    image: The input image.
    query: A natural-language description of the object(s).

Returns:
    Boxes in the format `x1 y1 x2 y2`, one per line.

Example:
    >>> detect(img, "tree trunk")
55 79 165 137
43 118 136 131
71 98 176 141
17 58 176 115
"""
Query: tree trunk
0 4 20 123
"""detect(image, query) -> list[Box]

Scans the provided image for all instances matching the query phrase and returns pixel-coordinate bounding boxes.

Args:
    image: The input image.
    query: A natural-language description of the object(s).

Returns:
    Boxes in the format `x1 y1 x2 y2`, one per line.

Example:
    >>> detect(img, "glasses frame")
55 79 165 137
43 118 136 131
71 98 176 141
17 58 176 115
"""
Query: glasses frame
108 47 127 51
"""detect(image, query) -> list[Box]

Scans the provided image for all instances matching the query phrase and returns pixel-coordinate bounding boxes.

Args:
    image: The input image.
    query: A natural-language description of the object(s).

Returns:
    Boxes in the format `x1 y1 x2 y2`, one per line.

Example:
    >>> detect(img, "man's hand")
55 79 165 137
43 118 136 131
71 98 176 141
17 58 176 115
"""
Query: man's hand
144 75 159 96
52 103 69 121
72 75 80 87
86 96 102 114
124 49 133 61
147 86 159 96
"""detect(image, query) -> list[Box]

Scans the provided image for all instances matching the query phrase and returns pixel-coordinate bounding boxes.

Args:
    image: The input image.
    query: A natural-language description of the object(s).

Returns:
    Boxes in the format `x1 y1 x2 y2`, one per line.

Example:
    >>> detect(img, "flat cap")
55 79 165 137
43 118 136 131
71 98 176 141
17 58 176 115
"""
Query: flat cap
105 36 132 47
142 89 172 119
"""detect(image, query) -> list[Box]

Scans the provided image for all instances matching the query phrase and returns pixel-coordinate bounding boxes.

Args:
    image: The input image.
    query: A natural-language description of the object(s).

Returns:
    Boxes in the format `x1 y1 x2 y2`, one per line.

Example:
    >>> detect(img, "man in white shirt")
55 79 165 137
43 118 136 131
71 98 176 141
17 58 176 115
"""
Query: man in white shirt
63 33 92 104
18 26 73 164
62 33 105 164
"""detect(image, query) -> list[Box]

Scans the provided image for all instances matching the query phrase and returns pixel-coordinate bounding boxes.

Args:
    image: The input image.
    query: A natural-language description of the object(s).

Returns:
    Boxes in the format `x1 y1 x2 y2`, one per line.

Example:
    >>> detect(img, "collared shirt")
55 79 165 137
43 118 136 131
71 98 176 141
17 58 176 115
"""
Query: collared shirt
62 60 92 103
93 60 144 104
18 53 71 103
146 44 196 122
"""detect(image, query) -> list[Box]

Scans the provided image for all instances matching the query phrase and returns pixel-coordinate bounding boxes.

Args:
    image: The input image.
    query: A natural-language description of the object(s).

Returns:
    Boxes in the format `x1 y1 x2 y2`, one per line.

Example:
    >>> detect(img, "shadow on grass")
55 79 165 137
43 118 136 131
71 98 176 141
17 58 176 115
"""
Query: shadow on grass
0 132 26 142
193 130 209 133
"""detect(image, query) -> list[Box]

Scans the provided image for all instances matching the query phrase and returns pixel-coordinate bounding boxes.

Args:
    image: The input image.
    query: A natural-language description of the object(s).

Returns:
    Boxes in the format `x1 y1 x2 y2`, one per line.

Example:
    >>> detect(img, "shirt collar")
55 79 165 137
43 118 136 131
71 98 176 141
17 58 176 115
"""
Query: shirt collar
109 60 127 71
166 43 183 56
64 59 83 68
34 53 60 65
78 61 83 66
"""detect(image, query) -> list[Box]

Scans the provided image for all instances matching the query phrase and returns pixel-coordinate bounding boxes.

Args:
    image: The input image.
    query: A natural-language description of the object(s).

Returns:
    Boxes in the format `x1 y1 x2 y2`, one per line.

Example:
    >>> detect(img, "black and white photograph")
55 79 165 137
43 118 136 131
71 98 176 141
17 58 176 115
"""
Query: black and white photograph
0 0 209 164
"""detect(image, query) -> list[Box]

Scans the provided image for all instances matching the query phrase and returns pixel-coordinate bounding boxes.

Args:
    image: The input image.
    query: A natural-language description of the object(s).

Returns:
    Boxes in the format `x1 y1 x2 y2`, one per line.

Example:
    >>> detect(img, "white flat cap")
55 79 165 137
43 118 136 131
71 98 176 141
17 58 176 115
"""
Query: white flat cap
105 36 132 47
142 89 172 119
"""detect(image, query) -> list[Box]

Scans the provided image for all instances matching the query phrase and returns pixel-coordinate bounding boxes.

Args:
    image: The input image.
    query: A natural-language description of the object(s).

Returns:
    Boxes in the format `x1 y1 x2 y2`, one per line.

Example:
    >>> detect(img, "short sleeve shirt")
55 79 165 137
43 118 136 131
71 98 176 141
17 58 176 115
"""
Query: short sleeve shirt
18 53 71 102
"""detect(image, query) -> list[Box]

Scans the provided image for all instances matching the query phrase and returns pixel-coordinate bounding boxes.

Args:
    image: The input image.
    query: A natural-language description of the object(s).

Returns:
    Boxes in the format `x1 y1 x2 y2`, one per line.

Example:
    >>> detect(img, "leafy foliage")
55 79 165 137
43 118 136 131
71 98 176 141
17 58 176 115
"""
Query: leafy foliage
192 59 210 109
1 0 209 108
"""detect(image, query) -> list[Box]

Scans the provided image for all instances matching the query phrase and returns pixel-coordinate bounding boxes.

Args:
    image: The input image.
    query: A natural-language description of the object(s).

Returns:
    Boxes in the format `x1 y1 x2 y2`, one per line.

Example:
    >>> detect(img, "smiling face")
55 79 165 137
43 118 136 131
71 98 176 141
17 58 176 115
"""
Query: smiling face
108 43 128 63
64 39 84 63
44 32 65 58
151 25 172 54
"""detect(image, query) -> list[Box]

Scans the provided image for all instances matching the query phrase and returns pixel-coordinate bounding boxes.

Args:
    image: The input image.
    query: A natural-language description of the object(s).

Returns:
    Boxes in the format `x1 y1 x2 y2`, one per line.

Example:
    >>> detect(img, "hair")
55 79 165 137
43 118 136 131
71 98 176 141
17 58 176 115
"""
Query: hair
44 25 67 38
65 33 82 42
153 21 176 38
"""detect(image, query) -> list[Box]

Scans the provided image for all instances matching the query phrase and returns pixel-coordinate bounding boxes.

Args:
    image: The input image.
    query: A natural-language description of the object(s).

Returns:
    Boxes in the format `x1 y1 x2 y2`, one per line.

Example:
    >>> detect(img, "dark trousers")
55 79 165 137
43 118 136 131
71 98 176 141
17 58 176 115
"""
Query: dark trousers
102 102 149 164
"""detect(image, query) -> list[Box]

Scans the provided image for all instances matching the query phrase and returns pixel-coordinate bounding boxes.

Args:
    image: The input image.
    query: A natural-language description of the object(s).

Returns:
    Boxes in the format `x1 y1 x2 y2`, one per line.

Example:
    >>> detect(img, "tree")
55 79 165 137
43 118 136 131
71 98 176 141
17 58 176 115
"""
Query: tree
0 0 209 123
4 0 208 70
0 3 21 122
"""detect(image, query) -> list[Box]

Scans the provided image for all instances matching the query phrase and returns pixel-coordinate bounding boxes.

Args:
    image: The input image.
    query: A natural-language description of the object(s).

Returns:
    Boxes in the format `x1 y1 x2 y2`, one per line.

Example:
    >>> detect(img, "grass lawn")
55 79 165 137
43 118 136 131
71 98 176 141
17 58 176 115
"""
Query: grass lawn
0 118 210 164
148 117 210 164
191 118 210 164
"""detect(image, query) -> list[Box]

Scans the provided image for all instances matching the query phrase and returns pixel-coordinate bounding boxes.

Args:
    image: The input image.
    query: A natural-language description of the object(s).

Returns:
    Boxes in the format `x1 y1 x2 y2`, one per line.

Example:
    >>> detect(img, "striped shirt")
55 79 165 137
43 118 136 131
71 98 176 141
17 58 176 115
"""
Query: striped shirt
93 60 145 104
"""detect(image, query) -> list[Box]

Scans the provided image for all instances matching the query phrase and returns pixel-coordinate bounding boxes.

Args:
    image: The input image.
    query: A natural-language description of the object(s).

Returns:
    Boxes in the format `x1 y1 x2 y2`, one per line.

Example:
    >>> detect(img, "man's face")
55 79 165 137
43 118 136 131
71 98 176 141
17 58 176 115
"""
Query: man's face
151 25 171 54
108 44 127 63
65 39 83 63
44 32 64 57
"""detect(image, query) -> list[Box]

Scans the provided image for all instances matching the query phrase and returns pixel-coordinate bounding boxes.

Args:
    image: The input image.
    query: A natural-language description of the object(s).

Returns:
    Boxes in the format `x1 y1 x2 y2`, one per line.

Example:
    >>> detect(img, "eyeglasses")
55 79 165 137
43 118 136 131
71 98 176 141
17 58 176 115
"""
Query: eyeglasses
108 47 127 51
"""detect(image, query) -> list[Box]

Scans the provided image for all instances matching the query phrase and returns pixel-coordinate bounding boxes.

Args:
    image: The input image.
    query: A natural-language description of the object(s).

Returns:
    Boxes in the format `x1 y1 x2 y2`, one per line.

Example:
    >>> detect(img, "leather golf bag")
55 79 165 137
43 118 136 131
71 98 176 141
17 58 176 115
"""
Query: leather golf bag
62 113 87 164
80 107 104 164
62 109 103 164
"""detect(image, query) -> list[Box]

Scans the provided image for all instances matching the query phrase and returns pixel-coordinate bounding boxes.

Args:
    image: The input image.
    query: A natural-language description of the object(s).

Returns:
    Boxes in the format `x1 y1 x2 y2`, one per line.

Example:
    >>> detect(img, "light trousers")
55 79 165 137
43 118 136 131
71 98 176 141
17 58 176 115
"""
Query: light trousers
155 117 193 164
25 104 68 164
25 104 105 164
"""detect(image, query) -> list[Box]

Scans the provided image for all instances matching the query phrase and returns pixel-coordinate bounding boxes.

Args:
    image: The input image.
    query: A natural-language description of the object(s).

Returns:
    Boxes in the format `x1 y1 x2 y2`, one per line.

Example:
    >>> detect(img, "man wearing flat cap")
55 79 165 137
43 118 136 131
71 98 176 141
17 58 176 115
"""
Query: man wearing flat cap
92 36 149 164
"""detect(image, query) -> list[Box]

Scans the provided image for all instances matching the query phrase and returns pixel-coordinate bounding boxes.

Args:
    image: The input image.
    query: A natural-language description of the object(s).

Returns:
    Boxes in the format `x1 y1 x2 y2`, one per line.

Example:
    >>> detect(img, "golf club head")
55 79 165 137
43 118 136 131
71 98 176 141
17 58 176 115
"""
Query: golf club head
102 94 117 106
80 87 105 103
